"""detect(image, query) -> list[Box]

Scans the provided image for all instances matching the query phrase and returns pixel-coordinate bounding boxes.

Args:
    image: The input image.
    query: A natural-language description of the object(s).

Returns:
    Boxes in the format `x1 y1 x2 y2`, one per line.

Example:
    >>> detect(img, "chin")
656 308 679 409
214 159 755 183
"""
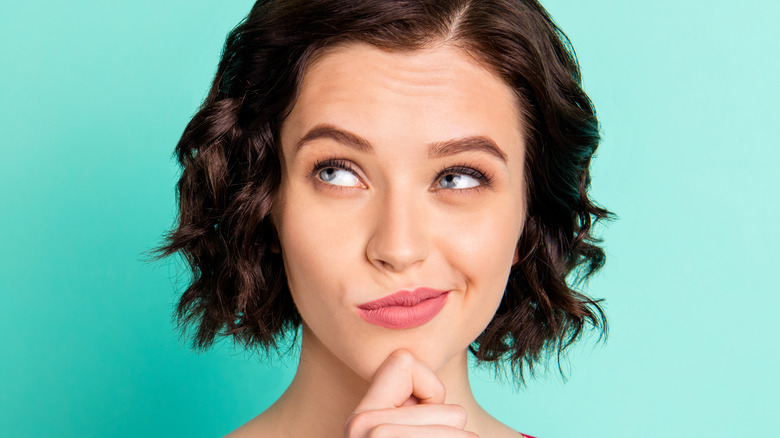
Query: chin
341 331 469 382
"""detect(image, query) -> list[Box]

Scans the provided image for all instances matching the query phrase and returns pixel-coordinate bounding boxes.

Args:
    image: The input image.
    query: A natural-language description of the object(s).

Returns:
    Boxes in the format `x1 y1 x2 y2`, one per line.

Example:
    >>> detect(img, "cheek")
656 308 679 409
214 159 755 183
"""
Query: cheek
278 207 336 292
439 198 523 274
274 185 369 305
436 197 524 328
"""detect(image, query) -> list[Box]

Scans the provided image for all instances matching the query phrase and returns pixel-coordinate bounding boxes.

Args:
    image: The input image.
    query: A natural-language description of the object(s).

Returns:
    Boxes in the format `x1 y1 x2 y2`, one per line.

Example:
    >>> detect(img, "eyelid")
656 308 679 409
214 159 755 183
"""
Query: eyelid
310 157 366 188
311 157 354 175
433 164 493 190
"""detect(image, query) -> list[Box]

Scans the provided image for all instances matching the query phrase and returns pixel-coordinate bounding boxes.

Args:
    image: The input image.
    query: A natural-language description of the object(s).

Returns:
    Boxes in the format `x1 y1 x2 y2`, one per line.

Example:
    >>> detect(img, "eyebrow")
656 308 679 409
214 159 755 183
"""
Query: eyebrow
295 124 508 163
428 136 507 162
296 124 373 154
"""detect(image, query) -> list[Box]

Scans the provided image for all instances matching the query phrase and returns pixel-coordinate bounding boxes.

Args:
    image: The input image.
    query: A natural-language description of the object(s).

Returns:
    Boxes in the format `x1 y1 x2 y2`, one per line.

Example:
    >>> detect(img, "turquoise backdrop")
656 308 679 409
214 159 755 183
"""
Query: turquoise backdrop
2 1 778 436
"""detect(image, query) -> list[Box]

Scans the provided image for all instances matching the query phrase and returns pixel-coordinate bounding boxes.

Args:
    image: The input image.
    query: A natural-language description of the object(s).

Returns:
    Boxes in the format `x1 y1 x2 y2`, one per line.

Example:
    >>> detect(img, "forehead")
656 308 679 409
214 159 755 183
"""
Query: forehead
281 42 524 163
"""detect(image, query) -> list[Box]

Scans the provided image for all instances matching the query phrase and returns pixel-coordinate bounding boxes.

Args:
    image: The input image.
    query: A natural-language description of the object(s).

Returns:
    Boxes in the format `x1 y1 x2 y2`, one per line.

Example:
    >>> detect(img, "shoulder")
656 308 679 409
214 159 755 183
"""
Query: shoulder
223 421 258 438
223 413 280 438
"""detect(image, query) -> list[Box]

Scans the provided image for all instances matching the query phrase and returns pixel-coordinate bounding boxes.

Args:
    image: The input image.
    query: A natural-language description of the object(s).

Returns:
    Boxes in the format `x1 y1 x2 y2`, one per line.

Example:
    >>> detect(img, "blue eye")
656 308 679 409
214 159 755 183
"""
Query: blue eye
436 173 480 189
312 159 363 188
318 167 361 187
434 165 490 190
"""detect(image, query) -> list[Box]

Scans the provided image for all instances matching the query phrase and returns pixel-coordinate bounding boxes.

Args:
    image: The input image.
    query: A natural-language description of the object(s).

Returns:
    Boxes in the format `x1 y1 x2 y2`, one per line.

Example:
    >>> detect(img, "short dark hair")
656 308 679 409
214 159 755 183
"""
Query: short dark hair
157 0 611 381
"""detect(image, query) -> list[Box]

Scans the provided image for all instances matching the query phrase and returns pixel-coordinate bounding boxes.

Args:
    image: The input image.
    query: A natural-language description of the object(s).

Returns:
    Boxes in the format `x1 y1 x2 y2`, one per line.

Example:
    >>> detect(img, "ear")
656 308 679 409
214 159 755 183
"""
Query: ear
267 210 282 254
512 243 521 266
512 225 525 266
269 221 281 254
513 216 529 266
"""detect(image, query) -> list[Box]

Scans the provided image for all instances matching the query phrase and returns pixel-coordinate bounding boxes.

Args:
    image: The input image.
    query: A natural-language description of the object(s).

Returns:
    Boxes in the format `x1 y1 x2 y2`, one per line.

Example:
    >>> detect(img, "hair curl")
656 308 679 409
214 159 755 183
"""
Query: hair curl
157 0 611 381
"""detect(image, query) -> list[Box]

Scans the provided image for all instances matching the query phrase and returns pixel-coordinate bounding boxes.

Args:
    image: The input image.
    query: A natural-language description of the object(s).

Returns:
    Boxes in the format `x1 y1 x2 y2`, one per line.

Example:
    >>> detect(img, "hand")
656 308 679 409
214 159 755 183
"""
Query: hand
344 349 479 437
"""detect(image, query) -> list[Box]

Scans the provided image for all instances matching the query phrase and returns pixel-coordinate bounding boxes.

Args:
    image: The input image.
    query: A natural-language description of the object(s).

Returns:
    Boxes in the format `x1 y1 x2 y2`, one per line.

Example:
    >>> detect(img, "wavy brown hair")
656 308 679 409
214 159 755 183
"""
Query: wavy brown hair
156 0 611 381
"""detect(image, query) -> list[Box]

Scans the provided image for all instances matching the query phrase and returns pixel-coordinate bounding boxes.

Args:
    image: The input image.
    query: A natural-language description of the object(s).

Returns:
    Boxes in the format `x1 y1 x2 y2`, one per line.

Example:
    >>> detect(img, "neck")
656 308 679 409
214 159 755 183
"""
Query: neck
263 325 487 437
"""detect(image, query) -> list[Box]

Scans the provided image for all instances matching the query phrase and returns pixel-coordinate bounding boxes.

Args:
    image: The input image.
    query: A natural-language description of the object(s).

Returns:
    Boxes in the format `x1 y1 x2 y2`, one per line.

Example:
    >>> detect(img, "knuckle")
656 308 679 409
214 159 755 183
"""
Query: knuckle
344 410 374 434
447 404 468 426
367 423 393 438
387 349 416 369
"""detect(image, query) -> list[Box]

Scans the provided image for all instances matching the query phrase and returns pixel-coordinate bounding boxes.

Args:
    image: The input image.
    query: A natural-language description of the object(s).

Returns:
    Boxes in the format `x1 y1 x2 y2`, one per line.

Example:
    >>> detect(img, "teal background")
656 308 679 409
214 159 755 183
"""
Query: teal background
2 1 778 436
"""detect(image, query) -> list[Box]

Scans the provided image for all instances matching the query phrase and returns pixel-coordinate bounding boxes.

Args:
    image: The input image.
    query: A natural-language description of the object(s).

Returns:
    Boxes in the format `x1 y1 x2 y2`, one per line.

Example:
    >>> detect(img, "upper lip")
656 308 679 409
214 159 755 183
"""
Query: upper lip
358 287 449 310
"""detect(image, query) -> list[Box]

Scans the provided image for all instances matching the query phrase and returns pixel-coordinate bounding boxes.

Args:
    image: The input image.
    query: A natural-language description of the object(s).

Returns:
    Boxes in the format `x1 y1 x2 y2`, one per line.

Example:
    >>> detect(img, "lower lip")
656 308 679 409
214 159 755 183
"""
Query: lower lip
357 292 449 329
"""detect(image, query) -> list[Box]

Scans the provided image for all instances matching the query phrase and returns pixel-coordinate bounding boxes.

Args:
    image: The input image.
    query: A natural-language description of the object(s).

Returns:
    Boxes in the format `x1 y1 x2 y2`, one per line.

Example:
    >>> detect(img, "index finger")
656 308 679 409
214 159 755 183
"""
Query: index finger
354 349 446 412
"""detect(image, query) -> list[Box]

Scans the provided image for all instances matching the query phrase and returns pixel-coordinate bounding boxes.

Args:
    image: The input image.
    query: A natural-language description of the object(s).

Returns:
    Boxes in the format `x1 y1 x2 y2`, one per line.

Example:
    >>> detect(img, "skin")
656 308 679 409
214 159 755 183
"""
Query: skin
227 42 527 437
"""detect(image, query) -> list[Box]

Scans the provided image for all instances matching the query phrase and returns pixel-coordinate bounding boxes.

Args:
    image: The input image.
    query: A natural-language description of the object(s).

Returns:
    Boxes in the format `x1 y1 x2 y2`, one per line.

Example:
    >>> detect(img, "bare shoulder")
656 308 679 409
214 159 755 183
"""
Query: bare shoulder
492 422 531 438
222 418 259 438
472 408 532 438
223 412 280 438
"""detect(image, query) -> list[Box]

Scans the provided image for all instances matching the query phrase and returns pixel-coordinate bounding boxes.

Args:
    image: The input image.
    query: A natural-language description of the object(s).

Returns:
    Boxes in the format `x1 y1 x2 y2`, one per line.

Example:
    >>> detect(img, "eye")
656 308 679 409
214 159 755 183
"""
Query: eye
318 168 361 186
312 159 363 187
436 173 480 189
434 165 491 190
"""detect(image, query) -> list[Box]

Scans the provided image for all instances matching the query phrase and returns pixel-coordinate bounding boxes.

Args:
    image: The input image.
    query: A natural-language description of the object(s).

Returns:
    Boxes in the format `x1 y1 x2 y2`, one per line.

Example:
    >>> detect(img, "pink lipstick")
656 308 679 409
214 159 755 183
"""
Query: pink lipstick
357 288 449 329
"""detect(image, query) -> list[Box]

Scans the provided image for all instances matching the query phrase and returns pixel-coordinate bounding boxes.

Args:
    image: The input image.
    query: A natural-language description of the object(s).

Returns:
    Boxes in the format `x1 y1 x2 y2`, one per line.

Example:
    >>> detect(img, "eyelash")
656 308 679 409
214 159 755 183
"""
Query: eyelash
310 157 357 179
309 157 493 191
434 163 493 190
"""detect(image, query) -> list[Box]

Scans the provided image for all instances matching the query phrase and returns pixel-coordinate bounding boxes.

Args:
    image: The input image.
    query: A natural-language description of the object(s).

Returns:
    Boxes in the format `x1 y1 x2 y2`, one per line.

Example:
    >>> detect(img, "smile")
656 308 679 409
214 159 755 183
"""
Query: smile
357 288 450 329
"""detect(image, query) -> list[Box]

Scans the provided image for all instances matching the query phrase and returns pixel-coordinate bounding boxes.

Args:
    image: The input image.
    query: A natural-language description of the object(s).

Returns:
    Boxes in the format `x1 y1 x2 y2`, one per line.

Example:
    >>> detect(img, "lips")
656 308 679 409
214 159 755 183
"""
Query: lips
357 287 449 329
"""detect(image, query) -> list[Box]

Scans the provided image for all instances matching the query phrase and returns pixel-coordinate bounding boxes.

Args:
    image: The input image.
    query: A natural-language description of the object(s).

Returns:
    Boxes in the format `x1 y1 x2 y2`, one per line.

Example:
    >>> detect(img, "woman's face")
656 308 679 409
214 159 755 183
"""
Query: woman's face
274 42 527 380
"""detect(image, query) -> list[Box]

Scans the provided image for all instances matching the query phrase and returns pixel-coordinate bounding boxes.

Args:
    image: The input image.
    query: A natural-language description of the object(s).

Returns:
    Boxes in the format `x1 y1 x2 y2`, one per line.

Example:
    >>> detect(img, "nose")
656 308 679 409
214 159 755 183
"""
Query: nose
365 190 429 273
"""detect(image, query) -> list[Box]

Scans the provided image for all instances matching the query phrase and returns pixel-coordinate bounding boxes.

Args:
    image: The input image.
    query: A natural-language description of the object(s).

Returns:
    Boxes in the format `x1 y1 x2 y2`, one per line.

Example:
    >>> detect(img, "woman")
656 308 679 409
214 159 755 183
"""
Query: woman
158 0 609 436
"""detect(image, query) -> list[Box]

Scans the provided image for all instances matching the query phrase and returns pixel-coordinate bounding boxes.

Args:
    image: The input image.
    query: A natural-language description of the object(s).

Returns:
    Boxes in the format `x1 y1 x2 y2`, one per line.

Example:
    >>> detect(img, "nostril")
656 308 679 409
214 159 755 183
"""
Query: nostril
378 259 399 272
